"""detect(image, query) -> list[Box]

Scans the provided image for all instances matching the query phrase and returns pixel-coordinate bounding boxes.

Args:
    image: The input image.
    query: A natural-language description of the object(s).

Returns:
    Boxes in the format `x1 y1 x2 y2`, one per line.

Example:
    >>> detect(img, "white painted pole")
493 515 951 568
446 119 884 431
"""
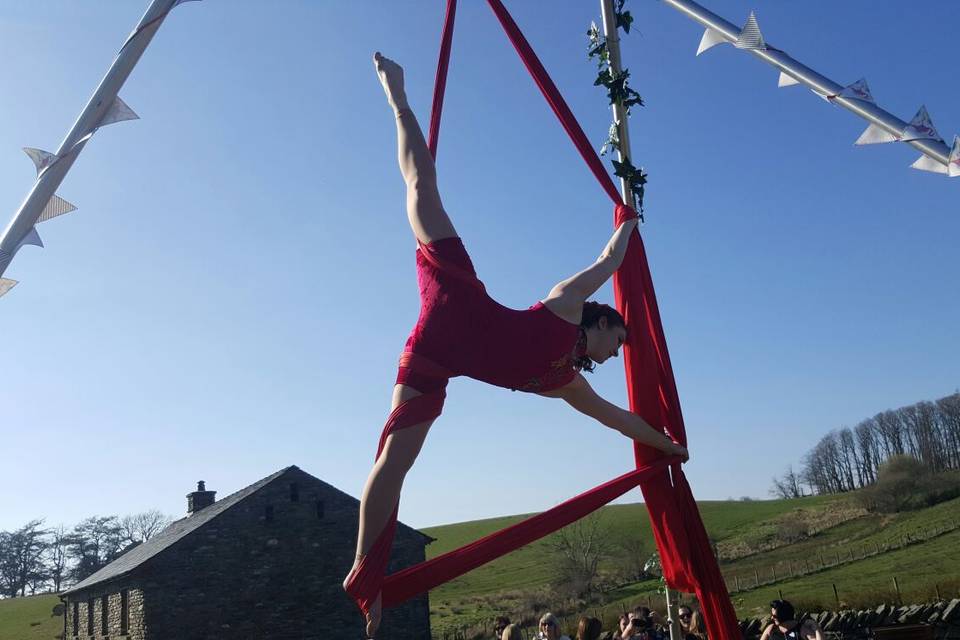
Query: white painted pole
599 0 636 207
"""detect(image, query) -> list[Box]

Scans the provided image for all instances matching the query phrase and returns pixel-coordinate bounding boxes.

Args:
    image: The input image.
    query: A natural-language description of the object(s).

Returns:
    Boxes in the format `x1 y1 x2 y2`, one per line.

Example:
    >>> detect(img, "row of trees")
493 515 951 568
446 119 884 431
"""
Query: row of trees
0 511 172 598
771 391 960 499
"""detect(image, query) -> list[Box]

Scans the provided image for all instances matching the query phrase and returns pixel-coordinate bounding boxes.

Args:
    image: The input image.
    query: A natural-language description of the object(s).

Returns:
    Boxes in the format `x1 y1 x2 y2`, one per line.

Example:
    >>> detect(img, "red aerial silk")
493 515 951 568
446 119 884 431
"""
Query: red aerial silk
349 2 741 639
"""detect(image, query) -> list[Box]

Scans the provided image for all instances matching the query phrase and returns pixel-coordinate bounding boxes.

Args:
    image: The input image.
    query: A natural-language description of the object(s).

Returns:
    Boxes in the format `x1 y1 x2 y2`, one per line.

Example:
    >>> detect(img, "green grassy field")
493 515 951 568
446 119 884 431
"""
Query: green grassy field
0 594 61 640
422 494 960 634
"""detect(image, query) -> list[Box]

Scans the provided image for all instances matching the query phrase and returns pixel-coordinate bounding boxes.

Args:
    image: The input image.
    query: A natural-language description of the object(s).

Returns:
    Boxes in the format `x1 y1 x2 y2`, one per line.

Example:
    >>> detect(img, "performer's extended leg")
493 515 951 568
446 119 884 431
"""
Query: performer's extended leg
344 383 436 637
374 53 457 245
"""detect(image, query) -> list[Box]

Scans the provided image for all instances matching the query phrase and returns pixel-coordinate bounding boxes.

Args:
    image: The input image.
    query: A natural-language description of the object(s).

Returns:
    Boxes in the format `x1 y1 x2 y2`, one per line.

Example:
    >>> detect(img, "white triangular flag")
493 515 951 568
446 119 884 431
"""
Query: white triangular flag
855 123 898 145
37 194 78 223
23 147 57 175
948 136 960 178
697 28 727 56
18 227 43 249
735 12 765 50
0 278 17 298
902 106 942 142
834 78 875 104
98 96 139 128
777 71 799 87
910 155 948 174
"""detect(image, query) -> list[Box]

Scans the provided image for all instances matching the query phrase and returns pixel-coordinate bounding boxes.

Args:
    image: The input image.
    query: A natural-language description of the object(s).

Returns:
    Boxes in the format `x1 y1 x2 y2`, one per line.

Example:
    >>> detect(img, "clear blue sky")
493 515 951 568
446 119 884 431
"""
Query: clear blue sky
1 1 957 533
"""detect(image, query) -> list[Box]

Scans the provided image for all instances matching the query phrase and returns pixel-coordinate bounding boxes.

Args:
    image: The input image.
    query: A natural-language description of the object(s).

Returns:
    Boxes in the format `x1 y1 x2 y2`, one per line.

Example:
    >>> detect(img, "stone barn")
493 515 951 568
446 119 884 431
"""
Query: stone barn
60 465 432 639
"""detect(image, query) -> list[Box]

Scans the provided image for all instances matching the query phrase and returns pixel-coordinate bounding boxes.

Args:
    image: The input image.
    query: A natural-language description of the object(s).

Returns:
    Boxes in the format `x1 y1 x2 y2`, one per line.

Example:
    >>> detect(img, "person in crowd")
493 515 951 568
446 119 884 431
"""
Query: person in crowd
621 606 665 640
759 600 823 640
494 616 512 639
618 614 632 638
576 616 604 640
502 623 524 640
685 610 707 640
539 612 572 640
677 605 693 636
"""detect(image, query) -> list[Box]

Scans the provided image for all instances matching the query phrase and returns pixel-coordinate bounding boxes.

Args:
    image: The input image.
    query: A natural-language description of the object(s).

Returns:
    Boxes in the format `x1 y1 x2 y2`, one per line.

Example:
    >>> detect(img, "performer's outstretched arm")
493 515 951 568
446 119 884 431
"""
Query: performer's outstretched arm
543 217 638 322
546 373 689 461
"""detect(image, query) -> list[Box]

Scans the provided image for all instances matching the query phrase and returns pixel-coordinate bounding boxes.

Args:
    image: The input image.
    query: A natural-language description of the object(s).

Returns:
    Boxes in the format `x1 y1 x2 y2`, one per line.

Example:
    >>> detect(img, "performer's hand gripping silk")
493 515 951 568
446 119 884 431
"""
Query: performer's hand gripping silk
344 54 689 637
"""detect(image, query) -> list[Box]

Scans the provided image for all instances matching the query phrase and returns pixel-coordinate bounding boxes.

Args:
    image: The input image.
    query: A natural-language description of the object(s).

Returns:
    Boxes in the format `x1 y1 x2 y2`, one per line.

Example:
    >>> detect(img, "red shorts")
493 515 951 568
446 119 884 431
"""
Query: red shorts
396 237 485 394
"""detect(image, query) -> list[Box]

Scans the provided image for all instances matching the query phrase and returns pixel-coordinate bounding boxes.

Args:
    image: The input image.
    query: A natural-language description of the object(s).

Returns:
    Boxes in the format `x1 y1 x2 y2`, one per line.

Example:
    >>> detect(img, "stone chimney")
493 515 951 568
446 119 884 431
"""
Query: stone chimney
186 480 216 515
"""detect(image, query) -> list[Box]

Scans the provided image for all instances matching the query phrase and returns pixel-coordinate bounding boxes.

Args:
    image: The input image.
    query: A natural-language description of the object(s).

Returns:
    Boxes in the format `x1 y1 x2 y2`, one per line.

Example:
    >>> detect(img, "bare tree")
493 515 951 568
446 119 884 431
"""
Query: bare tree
66 516 125 582
770 465 804 499
937 393 960 469
0 520 49 597
548 513 611 597
854 419 879 485
119 511 172 545
46 525 71 593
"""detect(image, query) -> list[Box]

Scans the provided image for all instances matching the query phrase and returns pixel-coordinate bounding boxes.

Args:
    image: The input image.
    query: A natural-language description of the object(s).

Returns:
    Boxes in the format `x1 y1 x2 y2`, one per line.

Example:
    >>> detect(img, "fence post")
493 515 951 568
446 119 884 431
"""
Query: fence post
833 583 840 608
819 552 825 567
778 589 784 600
935 584 941 601
755 569 760 587
735 576 741 592
893 576 902 605
772 566 777 582
835 551 840 565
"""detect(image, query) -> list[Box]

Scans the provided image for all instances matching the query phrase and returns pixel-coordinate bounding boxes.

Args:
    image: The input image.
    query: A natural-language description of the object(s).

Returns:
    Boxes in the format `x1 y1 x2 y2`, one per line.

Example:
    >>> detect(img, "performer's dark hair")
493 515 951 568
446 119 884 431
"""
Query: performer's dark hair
575 301 626 373
770 600 795 621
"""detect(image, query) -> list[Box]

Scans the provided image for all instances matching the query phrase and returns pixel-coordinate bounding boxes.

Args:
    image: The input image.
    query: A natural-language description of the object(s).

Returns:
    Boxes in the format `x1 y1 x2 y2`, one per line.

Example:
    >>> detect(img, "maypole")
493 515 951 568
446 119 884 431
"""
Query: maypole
0 0 200 299
598 3 680 639
661 0 959 176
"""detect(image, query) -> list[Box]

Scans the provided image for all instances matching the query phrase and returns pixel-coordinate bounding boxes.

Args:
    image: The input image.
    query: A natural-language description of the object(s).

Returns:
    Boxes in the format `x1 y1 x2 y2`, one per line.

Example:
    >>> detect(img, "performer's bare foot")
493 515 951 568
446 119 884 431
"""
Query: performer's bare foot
343 559 382 638
373 52 408 112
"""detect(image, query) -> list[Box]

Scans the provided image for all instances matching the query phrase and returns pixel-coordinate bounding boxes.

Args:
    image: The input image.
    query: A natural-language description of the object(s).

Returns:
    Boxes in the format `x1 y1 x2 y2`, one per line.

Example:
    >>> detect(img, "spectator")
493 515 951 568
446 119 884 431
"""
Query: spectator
494 616 511 639
576 616 603 640
538 612 572 640
685 610 707 640
622 606 665 640
618 614 631 638
676 606 693 636
502 623 524 640
759 600 823 640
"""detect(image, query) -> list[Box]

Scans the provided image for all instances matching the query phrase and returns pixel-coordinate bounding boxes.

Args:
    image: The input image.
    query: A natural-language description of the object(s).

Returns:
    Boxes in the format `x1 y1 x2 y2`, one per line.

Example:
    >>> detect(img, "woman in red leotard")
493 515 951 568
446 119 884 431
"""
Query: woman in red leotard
345 53 689 637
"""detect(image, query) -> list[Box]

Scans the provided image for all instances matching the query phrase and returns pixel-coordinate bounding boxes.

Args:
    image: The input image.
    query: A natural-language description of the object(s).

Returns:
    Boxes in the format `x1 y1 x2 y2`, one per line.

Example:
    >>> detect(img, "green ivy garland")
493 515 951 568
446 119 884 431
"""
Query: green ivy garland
587 0 647 218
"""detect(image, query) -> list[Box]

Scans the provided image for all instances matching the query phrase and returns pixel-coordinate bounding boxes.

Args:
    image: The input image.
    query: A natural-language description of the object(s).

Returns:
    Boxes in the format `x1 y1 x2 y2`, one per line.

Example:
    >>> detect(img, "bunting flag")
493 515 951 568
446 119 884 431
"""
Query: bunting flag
902 106 943 142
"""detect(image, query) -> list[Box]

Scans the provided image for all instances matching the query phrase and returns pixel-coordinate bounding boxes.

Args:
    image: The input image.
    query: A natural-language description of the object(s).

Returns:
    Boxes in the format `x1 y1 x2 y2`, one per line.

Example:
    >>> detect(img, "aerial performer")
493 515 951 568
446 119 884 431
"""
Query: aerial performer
343 53 690 637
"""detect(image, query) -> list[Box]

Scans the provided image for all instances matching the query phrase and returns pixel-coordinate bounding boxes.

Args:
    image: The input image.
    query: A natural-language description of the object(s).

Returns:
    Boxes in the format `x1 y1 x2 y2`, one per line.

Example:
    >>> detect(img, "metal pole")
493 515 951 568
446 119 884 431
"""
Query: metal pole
659 0 956 173
600 0 635 205
0 0 198 293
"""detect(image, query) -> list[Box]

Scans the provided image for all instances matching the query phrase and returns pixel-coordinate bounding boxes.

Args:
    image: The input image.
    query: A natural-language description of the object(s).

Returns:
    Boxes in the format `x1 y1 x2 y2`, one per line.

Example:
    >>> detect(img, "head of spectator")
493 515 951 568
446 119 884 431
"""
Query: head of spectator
677 606 693 631
494 616 511 639
770 599 796 627
686 610 706 640
619 614 631 636
539 612 570 640
576 616 603 640
502 623 523 640
624 608 652 639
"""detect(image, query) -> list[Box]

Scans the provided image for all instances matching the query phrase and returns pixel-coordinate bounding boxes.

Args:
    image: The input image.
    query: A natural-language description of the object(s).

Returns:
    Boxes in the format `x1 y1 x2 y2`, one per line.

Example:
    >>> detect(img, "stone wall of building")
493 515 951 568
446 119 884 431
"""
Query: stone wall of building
133 467 429 640
63 586 144 640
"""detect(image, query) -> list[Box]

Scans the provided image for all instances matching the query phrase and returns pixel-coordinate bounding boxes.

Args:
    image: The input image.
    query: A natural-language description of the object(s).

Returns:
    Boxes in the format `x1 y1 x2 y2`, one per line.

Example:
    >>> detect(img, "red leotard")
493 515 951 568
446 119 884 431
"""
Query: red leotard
396 237 585 395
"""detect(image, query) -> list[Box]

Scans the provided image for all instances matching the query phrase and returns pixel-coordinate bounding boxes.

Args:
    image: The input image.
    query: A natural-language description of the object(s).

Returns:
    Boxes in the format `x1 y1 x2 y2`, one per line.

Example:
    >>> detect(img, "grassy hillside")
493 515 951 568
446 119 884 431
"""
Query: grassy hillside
0 594 61 640
423 494 960 634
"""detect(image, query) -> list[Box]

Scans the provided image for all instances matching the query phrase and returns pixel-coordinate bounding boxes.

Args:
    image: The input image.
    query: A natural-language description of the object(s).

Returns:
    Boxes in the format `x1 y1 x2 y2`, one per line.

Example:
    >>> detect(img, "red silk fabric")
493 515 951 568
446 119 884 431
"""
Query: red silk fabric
485 1 739 636
348 2 740 639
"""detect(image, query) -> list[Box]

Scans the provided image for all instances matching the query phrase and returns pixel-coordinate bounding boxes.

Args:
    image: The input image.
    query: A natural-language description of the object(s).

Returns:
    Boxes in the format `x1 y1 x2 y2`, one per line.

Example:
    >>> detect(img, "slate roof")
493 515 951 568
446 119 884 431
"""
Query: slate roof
64 465 431 595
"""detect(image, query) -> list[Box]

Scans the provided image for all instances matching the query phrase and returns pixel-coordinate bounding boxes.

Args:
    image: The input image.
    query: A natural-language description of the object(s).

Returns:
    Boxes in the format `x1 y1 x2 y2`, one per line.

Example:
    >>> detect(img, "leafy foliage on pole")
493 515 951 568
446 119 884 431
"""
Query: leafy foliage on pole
587 2 647 217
